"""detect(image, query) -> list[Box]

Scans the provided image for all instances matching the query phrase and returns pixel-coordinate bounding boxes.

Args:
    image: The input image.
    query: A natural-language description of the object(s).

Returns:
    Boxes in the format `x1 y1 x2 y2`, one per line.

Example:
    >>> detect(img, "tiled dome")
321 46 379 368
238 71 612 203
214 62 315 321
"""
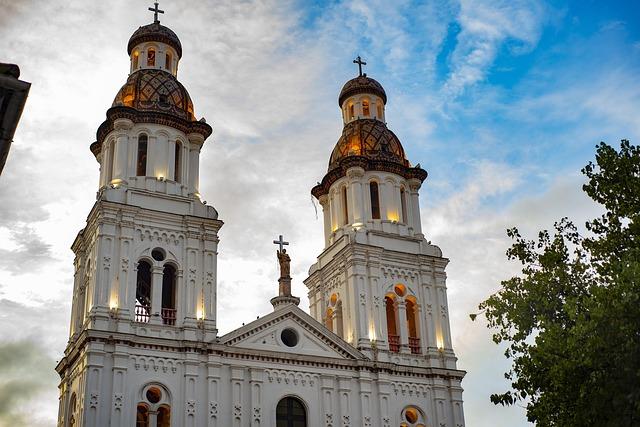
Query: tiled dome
338 75 387 106
112 69 194 121
128 22 182 58
328 119 408 171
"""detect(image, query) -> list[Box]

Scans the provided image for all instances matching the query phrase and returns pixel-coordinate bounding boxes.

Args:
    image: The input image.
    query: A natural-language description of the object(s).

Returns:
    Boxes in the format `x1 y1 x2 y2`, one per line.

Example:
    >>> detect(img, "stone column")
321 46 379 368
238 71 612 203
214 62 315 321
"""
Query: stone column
167 138 176 182
408 179 423 236
150 265 163 324
187 133 204 197
347 167 365 224
319 195 331 247
112 119 133 184
397 300 410 353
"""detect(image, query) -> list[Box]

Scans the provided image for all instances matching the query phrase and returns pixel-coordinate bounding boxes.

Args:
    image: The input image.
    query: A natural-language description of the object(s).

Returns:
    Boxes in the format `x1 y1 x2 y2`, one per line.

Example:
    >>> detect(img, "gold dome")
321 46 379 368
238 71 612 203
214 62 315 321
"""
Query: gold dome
112 69 195 121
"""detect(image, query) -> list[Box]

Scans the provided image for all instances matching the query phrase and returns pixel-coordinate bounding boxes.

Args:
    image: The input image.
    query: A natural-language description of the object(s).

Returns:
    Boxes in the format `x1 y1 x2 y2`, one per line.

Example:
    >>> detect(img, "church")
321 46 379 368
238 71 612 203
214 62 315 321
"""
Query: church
55 5 466 427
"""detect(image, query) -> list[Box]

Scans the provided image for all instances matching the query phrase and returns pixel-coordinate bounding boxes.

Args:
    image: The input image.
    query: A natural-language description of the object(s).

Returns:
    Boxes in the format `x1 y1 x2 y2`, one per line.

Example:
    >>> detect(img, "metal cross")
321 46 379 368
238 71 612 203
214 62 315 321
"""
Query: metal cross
148 1 164 24
273 235 289 252
353 55 367 76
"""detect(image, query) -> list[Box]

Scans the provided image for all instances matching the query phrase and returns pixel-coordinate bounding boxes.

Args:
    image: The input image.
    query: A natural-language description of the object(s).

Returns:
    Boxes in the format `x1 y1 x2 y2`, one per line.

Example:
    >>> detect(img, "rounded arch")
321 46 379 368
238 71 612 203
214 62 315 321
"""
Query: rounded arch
68 392 77 427
276 395 308 427
401 405 427 426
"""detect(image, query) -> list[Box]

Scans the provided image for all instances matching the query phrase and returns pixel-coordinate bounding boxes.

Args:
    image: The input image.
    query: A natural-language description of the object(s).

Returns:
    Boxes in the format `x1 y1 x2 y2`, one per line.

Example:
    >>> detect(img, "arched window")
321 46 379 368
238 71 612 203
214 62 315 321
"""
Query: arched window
161 264 177 325
370 181 381 219
348 103 355 120
136 134 148 176
376 102 383 119
362 99 370 117
106 139 115 184
174 142 181 183
133 51 139 70
406 297 421 354
157 406 171 427
276 396 307 427
135 260 152 323
136 404 149 427
401 406 427 427
325 308 333 332
147 48 156 66
341 186 349 225
385 295 399 352
68 393 77 427
165 52 172 72
400 187 407 223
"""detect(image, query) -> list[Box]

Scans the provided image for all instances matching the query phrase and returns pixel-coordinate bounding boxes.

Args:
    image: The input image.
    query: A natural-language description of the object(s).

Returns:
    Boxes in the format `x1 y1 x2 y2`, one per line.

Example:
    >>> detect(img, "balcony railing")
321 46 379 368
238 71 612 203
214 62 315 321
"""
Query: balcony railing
388 334 400 353
409 336 421 354
135 304 151 323
161 308 177 326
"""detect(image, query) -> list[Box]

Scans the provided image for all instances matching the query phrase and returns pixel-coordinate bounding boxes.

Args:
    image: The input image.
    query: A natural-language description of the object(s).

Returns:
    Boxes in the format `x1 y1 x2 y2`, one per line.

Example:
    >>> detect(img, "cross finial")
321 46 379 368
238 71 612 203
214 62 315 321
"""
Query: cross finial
148 1 164 24
273 234 289 252
353 55 367 77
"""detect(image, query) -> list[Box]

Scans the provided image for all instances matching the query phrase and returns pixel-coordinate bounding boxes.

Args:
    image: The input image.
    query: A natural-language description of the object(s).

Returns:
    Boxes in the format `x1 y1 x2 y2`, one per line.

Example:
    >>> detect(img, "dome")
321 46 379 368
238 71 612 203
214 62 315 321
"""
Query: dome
112 69 195 121
328 119 408 170
338 75 387 107
128 22 182 58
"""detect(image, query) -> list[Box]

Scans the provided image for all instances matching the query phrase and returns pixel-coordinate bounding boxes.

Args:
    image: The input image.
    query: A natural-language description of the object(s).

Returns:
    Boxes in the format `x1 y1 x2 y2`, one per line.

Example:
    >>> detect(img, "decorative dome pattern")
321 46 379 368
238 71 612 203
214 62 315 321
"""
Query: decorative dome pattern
328 119 408 170
128 22 182 58
112 69 195 120
338 75 387 106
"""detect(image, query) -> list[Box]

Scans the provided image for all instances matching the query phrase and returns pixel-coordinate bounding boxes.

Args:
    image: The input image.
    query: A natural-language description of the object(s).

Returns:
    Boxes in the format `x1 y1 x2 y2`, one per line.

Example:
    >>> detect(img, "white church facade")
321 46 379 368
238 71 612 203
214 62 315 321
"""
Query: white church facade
56 6 466 427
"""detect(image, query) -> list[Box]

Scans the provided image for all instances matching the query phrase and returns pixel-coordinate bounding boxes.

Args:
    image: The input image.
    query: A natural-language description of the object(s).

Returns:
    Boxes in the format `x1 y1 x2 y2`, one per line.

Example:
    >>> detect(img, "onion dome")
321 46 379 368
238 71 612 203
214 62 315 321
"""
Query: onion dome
329 119 407 170
112 69 194 121
338 75 387 107
127 22 182 58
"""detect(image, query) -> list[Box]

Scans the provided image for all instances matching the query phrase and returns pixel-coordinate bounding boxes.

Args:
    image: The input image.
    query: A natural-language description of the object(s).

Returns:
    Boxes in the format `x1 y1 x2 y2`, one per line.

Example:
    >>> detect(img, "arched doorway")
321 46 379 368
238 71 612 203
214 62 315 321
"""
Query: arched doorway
276 396 307 427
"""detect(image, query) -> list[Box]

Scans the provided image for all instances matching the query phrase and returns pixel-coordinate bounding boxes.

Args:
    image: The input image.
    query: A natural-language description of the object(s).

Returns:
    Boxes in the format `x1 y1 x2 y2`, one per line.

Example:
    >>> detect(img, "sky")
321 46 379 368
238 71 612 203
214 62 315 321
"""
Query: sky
0 0 638 425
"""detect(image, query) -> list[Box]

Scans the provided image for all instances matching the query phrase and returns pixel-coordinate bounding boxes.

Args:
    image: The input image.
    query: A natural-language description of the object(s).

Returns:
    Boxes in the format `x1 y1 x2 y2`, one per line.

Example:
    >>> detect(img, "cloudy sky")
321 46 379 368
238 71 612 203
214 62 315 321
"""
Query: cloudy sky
1 0 639 425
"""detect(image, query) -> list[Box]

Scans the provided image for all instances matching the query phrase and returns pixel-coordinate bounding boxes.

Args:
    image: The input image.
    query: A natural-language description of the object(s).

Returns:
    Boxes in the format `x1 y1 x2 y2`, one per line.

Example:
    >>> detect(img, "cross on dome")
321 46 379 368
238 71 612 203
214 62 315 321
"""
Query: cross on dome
148 1 164 24
273 234 289 252
353 55 367 76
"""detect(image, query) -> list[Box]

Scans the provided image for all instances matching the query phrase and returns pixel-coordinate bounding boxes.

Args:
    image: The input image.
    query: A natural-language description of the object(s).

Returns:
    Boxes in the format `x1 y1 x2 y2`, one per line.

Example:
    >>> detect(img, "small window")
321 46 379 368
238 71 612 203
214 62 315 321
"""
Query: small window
281 328 299 347
348 103 355 120
370 182 381 219
165 52 172 72
377 102 383 118
174 142 181 183
341 186 349 225
151 248 165 261
133 51 139 70
147 48 156 66
137 135 148 176
362 99 370 117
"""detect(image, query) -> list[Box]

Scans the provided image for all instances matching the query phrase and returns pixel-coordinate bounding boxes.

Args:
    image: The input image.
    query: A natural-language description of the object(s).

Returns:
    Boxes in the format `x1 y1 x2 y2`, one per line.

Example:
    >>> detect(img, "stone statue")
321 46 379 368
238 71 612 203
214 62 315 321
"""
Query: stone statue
277 249 291 278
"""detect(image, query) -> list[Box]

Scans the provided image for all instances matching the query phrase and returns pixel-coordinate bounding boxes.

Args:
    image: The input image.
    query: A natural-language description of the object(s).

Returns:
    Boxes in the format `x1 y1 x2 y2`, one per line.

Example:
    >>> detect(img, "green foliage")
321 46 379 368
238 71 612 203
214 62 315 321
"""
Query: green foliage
475 140 640 426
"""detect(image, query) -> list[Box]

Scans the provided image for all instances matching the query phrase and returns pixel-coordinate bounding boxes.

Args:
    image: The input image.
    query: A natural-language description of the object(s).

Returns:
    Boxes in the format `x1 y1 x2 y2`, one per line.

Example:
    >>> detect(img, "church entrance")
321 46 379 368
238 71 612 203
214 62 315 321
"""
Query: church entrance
276 396 307 427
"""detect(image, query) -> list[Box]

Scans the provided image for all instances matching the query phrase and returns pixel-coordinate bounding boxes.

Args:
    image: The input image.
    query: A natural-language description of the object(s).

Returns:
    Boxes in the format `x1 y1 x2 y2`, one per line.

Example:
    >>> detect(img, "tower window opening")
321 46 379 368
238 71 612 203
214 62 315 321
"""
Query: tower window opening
106 139 115 184
157 406 171 427
161 264 177 325
136 404 149 427
400 188 407 223
165 52 172 72
406 298 421 354
325 308 334 332
370 181 381 219
135 260 152 322
174 142 181 183
348 103 355 120
147 48 155 66
136 134 148 176
377 102 383 119
276 396 307 427
385 295 399 352
362 99 370 117
341 186 349 225
133 51 139 70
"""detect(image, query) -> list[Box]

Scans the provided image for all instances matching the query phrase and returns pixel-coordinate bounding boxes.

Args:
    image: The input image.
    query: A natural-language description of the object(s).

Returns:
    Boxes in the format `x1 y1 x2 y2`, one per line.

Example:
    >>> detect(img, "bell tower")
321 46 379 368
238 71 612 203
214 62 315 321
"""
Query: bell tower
304 60 460 374
56 6 221 426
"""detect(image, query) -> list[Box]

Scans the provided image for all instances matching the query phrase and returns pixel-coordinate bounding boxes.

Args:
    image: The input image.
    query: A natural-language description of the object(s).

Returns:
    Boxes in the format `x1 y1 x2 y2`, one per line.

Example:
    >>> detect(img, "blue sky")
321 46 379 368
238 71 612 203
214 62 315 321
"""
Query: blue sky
0 0 638 425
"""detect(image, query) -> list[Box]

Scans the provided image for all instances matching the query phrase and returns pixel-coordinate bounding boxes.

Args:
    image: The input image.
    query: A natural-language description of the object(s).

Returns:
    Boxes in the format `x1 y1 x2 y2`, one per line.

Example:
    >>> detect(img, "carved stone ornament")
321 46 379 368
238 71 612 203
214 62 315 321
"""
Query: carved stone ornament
186 400 196 415
113 393 123 409
89 392 99 409
209 401 218 418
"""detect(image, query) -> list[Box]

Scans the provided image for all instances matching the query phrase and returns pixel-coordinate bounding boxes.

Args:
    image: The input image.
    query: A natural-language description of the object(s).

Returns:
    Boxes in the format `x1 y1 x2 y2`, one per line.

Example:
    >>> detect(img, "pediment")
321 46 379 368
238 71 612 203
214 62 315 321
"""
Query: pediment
219 305 365 360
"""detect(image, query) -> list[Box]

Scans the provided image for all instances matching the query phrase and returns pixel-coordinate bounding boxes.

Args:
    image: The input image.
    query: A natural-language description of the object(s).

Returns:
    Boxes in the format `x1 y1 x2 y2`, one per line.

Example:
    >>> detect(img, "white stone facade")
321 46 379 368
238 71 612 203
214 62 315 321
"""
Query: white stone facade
57 17 465 427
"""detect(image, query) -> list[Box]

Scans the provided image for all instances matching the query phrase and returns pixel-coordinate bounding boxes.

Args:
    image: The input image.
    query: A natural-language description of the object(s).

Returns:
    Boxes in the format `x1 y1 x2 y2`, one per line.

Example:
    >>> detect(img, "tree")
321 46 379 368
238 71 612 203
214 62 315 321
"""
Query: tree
473 140 640 426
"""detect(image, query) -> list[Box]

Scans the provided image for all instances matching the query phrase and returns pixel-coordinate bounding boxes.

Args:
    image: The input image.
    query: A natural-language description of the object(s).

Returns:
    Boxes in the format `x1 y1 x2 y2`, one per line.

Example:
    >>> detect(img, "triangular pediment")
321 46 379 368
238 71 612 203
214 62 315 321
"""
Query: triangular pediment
219 304 366 360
